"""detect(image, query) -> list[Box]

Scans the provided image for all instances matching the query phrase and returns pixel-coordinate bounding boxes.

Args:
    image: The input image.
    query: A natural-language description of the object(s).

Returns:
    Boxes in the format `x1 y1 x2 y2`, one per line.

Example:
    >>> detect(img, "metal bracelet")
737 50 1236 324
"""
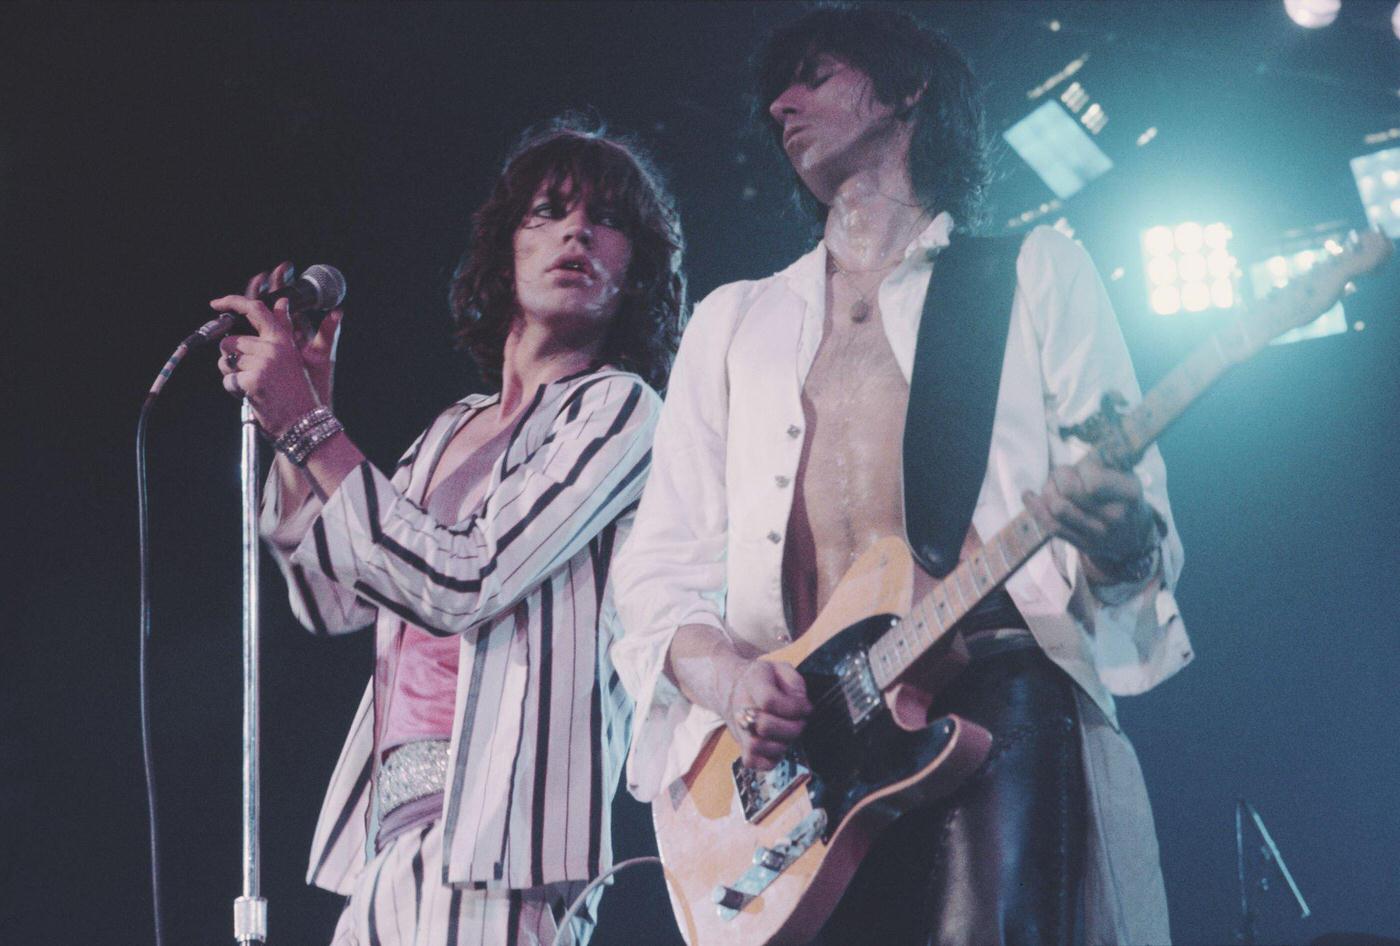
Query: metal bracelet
273 407 342 466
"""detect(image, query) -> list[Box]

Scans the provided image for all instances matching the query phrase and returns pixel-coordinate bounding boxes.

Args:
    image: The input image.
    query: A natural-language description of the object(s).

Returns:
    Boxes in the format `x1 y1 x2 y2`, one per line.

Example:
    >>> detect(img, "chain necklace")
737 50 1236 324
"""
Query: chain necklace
827 253 902 324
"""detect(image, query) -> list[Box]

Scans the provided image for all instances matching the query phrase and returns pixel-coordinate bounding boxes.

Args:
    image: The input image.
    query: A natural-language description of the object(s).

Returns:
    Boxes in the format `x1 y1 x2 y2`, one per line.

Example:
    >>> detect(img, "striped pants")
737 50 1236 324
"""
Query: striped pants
330 819 599 946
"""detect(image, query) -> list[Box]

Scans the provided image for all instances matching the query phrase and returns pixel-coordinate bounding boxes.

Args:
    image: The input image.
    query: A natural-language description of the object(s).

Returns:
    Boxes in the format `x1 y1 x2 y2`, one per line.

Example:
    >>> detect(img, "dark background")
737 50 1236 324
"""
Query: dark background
4 2 1398 944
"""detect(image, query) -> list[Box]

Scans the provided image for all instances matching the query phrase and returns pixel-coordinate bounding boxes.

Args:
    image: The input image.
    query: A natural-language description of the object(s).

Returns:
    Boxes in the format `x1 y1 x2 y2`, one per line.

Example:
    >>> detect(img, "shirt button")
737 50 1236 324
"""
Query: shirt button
786 424 801 438
774 475 790 488
767 531 783 544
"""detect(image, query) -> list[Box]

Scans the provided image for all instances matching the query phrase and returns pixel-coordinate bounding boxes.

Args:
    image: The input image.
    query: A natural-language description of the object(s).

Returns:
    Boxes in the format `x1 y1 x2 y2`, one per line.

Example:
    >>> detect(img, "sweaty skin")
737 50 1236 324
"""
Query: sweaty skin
783 269 910 637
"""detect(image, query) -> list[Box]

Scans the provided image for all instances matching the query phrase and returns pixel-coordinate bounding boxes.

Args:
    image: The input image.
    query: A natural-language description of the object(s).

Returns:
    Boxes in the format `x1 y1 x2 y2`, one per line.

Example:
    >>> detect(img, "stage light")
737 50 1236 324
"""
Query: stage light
1004 100 1114 199
1394 1 1400 40
1284 0 1340 29
1350 146 1400 238
1140 221 1237 316
1245 234 1350 345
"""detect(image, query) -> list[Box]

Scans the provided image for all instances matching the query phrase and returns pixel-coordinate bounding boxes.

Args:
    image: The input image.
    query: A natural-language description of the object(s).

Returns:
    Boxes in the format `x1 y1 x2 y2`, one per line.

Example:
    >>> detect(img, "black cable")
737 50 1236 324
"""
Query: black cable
136 393 166 946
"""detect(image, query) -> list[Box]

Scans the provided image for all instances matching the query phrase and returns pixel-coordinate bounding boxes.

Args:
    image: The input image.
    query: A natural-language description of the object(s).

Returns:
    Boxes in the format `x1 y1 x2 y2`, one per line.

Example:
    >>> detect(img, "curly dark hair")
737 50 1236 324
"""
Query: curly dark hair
449 116 685 391
755 2 994 231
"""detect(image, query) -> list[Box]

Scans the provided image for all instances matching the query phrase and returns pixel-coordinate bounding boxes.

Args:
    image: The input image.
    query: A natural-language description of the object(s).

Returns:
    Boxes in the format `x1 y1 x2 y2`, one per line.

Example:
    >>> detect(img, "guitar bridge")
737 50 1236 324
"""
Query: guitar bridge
712 808 829 921
733 748 811 823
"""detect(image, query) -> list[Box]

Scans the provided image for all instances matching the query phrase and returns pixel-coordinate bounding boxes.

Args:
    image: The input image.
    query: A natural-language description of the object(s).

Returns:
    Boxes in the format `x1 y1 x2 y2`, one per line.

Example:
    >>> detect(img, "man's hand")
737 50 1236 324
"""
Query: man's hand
212 262 342 438
724 659 813 771
1022 455 1158 581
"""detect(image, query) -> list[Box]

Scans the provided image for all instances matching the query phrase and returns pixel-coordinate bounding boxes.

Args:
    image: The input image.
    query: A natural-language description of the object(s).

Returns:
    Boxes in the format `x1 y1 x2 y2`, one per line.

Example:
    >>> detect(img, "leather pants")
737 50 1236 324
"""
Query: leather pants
812 647 1086 946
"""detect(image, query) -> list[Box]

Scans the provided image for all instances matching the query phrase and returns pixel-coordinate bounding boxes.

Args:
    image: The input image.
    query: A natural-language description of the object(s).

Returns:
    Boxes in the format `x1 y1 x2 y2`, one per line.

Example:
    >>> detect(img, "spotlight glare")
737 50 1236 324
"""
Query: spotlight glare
1148 256 1179 285
1203 223 1232 249
1293 250 1317 271
1178 253 1208 283
1384 169 1400 188
1208 251 1235 278
1182 282 1211 312
1142 220 1236 317
1394 2 1400 41
1174 222 1204 253
1284 0 1340 28
1151 285 1181 315
1144 226 1175 256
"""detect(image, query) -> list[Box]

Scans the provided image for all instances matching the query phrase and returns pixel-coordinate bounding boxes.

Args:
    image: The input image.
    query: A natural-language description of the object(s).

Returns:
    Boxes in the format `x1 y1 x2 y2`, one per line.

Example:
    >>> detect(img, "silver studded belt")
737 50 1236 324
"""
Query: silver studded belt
377 739 450 814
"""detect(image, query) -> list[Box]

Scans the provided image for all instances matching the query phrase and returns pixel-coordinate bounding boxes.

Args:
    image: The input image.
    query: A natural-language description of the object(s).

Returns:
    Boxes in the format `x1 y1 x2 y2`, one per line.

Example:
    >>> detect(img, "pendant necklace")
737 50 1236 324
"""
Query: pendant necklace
827 253 901 324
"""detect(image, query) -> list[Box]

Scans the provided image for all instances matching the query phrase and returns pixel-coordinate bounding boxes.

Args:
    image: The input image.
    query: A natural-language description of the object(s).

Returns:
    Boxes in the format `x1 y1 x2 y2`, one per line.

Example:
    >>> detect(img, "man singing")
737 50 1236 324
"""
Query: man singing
612 6 1189 945
213 118 683 946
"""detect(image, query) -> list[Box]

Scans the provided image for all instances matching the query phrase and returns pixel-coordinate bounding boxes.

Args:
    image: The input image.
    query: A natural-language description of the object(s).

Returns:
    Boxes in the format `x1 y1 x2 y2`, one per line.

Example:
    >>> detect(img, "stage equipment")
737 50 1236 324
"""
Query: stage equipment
1352 147 1400 239
650 234 1388 946
1140 222 1238 316
1245 223 1361 344
1004 99 1113 200
1284 0 1341 29
1235 798 1311 945
136 264 345 946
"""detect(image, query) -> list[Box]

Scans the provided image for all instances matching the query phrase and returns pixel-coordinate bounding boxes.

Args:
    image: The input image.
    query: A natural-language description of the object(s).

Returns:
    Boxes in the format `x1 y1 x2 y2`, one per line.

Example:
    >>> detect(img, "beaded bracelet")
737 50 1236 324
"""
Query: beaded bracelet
274 406 343 466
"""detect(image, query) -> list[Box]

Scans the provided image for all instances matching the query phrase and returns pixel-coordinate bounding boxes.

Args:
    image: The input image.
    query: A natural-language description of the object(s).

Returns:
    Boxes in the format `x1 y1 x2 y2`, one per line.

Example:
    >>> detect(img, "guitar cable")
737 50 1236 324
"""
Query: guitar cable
549 856 665 946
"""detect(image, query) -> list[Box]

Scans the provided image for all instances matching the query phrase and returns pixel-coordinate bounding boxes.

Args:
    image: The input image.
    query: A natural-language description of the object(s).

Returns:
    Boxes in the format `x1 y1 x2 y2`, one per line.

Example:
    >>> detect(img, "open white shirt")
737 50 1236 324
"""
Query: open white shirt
611 216 1190 803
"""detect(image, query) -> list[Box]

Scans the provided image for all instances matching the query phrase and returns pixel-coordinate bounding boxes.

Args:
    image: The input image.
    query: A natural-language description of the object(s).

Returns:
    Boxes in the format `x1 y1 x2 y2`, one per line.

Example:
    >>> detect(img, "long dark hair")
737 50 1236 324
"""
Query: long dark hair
755 3 994 230
449 115 685 391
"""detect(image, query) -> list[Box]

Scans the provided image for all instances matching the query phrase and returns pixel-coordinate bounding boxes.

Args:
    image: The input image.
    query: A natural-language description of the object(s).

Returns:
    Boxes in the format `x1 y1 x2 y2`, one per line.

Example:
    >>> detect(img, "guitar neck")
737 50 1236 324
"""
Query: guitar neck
865 231 1389 690
866 315 1265 690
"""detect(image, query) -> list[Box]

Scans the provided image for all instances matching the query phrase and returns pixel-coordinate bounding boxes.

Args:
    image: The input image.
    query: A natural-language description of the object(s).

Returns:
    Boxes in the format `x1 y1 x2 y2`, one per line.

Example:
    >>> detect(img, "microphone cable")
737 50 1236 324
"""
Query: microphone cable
135 313 235 946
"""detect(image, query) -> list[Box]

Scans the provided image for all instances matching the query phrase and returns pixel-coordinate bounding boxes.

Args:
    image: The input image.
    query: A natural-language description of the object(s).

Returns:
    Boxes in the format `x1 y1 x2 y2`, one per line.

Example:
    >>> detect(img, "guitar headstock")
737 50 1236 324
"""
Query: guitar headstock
1245 230 1393 342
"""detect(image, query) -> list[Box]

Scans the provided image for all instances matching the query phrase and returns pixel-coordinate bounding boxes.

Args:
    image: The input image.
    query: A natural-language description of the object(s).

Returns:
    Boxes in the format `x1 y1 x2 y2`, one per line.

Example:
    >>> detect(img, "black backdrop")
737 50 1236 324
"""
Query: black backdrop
5 3 1399 944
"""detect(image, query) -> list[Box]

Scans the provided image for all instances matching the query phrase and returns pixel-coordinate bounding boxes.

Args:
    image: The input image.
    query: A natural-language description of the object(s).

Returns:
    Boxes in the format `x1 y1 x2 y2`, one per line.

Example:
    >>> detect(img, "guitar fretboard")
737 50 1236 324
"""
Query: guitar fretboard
866 272 1336 690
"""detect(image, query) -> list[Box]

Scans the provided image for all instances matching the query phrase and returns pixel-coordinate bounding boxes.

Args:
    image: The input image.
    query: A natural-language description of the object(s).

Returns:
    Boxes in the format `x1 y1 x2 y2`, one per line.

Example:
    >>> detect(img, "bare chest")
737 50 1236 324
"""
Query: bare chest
423 407 511 500
783 295 911 632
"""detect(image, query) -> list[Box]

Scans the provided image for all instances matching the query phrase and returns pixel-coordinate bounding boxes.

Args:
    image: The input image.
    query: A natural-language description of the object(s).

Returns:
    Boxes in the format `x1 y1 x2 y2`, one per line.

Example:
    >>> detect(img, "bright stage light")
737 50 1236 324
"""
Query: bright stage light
1284 0 1340 28
1394 1 1400 41
1141 222 1237 316
1350 146 1400 238
1246 236 1349 345
1004 100 1114 199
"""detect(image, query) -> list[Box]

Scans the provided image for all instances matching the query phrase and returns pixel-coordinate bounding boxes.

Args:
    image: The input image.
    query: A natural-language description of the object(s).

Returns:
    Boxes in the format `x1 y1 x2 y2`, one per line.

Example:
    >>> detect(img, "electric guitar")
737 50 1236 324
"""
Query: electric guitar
651 231 1392 946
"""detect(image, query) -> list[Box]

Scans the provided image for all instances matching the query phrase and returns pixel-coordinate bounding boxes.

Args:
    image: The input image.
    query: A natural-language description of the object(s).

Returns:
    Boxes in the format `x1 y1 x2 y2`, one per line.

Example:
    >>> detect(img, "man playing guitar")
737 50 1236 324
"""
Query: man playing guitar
612 6 1189 945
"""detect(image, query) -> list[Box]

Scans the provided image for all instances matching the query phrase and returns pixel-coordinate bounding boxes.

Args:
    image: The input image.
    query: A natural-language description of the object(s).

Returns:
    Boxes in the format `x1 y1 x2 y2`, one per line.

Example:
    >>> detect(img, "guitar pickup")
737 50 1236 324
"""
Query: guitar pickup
733 748 811 823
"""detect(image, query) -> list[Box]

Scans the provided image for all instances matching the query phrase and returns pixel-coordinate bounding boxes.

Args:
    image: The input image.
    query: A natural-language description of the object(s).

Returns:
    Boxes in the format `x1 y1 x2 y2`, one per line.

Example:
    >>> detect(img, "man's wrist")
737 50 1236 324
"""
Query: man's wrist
1087 543 1160 585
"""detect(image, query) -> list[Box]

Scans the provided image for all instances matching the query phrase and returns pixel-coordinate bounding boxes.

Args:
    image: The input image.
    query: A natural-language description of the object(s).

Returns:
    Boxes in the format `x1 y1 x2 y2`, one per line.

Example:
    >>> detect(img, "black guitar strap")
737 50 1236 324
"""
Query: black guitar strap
903 234 1025 578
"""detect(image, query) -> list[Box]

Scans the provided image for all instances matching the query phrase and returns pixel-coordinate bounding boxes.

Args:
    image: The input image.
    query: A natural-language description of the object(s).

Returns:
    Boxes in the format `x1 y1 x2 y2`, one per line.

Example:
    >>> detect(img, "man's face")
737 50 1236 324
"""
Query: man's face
767 54 908 204
512 178 634 337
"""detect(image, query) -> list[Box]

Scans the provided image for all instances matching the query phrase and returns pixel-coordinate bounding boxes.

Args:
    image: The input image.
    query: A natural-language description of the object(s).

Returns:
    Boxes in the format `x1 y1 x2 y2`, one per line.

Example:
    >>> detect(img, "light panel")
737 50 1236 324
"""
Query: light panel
1004 101 1114 200
1351 147 1400 238
1247 239 1348 345
1141 222 1238 316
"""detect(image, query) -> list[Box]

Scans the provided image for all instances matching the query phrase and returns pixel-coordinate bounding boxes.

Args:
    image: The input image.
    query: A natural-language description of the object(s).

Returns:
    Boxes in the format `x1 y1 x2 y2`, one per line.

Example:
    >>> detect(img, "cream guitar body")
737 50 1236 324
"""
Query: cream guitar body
651 232 1391 946
652 537 991 946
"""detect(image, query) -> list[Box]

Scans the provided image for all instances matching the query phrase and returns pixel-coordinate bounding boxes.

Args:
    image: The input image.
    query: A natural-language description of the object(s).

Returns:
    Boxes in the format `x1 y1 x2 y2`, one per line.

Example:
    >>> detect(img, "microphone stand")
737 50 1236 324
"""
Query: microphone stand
233 397 268 945
1234 798 1310 945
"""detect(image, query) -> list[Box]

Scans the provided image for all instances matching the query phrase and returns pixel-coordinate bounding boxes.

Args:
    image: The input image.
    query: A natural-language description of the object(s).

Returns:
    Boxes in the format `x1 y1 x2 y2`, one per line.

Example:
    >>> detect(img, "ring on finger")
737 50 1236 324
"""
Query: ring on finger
737 705 759 735
225 350 240 370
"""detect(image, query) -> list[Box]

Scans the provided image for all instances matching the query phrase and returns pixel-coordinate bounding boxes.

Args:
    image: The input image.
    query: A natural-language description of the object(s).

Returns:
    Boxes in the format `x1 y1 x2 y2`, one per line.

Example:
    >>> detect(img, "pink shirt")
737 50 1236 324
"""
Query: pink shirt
376 419 514 755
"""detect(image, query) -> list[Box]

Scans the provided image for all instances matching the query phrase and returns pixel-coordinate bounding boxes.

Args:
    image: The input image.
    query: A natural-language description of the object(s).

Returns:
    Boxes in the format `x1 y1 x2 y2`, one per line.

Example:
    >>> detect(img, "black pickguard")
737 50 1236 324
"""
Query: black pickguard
794 614 957 839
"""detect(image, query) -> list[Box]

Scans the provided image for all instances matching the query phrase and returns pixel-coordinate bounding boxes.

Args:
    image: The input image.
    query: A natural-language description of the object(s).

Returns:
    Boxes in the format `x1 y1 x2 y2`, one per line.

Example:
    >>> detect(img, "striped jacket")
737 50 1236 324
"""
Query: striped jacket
261 366 658 892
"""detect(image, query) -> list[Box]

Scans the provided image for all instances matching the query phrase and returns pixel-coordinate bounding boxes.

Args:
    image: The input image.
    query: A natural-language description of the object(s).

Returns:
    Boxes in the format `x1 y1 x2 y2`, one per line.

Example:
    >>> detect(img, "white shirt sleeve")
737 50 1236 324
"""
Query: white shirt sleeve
279 375 659 638
611 284 747 801
1019 228 1190 694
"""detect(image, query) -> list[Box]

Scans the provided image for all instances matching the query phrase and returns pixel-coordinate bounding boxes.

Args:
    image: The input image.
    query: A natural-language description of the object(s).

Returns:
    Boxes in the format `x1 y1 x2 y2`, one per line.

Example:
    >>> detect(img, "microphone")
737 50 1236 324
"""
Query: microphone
186 264 347 347
258 264 348 324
